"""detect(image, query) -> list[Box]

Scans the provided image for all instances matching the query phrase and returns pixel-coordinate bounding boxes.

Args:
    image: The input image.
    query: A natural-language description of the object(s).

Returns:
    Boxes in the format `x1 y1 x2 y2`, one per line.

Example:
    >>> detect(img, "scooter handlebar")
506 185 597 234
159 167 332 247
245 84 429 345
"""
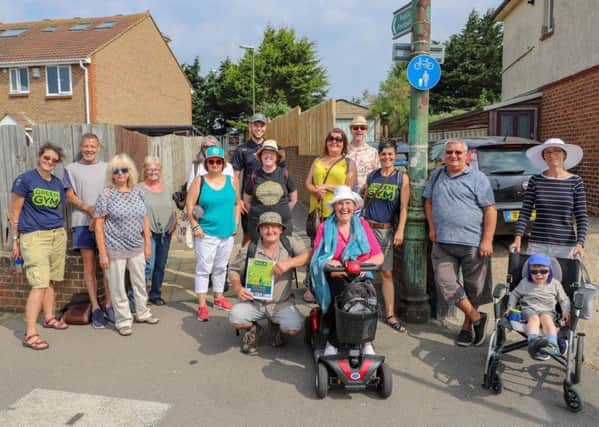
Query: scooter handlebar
323 262 381 273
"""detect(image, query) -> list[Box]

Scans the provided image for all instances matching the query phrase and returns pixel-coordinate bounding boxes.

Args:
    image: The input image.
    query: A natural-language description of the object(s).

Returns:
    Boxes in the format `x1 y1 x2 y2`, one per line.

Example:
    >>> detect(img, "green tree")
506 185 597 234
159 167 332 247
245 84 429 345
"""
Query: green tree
182 25 329 134
431 9 503 114
369 63 411 137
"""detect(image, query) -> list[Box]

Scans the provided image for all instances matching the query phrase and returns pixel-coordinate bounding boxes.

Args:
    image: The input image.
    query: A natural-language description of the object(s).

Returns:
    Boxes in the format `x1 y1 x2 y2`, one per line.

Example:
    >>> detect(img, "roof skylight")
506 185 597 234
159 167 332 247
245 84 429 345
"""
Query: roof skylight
69 23 91 31
0 28 28 37
95 21 117 29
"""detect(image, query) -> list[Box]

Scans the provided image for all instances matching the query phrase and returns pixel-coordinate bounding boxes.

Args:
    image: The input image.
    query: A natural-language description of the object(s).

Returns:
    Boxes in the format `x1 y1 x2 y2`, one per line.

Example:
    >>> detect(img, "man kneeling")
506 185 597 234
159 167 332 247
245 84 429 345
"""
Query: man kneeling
229 212 312 354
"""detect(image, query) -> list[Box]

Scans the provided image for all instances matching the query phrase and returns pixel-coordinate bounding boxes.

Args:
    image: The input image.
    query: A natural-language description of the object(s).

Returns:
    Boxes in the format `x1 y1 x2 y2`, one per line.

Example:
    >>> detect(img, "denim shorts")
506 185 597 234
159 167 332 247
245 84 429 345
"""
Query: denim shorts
72 226 97 250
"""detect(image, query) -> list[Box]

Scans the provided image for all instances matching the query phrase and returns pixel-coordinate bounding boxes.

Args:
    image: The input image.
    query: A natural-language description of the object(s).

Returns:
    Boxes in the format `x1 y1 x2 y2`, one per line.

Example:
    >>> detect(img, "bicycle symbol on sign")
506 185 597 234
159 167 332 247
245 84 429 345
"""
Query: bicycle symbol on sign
413 57 435 71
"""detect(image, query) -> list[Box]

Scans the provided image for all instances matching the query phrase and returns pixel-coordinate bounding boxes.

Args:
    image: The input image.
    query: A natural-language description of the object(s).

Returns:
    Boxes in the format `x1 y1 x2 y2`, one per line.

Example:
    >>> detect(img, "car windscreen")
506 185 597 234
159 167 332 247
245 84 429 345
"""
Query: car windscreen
476 147 542 175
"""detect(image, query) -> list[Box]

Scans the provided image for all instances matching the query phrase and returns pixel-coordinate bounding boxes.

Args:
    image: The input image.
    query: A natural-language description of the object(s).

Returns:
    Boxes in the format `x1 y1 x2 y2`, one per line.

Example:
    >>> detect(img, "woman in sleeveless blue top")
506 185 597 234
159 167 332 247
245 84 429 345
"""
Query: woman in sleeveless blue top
363 141 410 332
186 146 241 321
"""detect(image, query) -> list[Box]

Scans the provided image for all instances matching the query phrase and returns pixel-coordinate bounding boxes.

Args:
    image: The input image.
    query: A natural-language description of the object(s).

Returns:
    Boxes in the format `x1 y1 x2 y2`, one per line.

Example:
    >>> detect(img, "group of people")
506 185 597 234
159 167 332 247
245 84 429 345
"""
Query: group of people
10 112 588 358
12 134 171 348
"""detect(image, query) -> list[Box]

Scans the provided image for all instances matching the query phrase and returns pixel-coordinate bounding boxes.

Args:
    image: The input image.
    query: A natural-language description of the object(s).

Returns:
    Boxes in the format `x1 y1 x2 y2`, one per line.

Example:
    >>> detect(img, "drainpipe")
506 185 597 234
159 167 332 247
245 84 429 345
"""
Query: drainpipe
79 59 91 124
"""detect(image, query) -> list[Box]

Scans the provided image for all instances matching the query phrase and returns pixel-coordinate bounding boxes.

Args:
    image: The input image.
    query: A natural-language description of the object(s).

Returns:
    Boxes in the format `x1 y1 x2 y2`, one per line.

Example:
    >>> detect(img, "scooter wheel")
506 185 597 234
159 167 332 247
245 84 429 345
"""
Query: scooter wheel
377 363 392 398
315 362 329 399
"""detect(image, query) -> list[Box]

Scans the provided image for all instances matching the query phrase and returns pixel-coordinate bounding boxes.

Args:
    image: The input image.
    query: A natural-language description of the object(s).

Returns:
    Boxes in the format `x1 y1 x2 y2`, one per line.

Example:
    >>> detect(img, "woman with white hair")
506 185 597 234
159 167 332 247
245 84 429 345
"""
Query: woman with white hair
140 156 177 305
310 185 383 356
95 154 159 336
510 138 588 259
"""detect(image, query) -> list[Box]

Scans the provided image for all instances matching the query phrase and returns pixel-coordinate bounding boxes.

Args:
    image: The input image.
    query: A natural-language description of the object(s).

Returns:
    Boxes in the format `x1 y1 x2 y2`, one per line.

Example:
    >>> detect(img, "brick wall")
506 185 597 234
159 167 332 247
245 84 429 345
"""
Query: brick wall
284 145 316 207
0 251 104 314
539 64 599 214
92 16 192 126
0 66 86 123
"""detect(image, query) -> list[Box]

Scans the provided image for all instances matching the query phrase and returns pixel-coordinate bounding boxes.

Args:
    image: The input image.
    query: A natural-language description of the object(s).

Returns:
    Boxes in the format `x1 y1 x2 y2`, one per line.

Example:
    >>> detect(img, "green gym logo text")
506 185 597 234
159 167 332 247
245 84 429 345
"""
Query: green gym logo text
32 188 60 208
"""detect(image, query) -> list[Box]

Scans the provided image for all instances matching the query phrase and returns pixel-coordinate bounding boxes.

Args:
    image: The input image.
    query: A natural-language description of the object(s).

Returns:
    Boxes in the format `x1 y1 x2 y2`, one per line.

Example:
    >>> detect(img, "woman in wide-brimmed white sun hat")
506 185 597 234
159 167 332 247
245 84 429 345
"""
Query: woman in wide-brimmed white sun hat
510 138 588 259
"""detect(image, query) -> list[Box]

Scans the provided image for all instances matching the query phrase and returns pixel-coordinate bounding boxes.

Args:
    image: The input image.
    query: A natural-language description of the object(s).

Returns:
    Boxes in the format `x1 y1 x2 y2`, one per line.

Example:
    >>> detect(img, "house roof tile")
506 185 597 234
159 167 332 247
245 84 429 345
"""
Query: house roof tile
0 12 148 64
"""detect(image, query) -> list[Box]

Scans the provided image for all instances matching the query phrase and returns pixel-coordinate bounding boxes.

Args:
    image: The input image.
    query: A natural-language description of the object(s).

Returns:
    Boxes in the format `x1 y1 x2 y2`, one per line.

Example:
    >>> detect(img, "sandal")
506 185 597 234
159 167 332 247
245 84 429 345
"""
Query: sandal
43 317 69 330
23 334 49 350
385 316 407 333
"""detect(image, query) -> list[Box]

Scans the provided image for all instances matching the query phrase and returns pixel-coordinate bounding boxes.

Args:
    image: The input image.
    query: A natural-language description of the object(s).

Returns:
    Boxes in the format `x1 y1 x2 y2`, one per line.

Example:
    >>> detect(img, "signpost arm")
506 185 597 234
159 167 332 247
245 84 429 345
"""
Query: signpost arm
400 0 432 323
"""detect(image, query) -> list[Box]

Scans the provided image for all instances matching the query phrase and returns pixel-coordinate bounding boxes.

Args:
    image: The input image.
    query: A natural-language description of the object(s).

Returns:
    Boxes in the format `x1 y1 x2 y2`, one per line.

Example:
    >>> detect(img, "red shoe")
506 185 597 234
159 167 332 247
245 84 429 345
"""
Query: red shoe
197 305 209 321
214 297 233 312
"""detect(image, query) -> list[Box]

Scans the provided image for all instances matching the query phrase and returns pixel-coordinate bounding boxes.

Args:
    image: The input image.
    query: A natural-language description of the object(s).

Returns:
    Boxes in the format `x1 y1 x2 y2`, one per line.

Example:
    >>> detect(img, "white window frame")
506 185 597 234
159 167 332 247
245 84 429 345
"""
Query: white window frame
45 65 72 96
9 67 30 94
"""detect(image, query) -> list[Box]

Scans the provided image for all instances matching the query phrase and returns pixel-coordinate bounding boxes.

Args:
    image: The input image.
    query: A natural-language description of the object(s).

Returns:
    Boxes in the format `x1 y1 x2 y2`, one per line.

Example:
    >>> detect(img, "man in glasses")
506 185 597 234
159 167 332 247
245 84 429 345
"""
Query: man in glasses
232 113 286 244
346 115 380 193
423 139 497 347
186 135 234 190
64 133 113 329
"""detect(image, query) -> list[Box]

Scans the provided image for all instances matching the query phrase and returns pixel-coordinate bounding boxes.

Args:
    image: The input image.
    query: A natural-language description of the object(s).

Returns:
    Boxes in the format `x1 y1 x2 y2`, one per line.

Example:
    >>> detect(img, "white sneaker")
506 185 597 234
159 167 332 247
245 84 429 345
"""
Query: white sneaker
362 342 376 355
324 342 338 356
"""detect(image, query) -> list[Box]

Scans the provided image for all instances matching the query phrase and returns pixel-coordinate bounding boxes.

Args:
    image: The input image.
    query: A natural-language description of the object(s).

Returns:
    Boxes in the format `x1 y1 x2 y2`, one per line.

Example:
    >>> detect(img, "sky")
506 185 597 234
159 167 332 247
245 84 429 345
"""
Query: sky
3 0 499 100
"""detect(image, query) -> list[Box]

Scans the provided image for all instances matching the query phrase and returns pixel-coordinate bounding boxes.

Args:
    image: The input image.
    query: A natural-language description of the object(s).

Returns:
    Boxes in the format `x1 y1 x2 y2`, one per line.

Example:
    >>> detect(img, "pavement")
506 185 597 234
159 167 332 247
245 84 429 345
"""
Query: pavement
1 206 599 426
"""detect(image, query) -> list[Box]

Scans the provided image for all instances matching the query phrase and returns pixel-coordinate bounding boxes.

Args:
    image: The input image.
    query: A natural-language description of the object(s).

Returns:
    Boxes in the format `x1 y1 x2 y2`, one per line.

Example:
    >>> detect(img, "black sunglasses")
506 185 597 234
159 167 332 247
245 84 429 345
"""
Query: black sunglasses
327 136 344 143
112 167 129 174
530 269 550 275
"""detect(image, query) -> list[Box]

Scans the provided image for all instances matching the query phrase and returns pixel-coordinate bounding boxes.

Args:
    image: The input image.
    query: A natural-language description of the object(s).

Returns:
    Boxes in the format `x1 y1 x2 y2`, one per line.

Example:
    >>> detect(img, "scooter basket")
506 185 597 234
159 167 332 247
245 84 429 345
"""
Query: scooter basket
334 303 378 345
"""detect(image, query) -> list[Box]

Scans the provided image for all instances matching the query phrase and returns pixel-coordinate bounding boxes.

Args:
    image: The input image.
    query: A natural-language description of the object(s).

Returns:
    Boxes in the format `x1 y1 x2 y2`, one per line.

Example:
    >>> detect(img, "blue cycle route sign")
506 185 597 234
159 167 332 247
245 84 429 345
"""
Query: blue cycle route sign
407 54 441 91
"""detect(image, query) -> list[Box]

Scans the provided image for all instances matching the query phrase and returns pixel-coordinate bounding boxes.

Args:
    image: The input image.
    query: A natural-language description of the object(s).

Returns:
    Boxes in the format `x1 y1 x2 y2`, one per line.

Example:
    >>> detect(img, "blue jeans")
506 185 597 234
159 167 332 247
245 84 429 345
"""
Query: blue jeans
145 232 172 300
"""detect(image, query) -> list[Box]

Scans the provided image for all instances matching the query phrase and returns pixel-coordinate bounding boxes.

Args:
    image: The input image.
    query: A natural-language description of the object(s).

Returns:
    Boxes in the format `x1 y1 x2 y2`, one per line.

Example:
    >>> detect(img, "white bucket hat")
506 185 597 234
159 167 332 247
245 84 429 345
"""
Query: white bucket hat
328 185 363 210
526 138 583 171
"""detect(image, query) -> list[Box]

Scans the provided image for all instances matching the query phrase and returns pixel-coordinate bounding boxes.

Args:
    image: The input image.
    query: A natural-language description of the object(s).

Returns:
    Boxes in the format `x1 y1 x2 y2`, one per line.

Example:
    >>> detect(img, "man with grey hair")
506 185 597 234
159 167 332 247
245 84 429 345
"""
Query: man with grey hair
64 133 113 328
186 135 234 190
423 139 497 347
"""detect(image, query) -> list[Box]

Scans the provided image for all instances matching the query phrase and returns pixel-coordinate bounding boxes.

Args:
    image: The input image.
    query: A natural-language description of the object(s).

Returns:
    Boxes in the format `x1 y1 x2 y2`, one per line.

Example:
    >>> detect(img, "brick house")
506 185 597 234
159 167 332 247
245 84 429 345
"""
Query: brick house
0 11 191 126
430 1 599 213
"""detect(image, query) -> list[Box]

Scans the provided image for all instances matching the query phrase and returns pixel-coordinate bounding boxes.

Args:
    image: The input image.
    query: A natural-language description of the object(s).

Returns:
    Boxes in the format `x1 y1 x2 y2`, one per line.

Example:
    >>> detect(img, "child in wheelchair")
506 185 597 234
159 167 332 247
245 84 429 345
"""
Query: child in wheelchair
504 253 570 360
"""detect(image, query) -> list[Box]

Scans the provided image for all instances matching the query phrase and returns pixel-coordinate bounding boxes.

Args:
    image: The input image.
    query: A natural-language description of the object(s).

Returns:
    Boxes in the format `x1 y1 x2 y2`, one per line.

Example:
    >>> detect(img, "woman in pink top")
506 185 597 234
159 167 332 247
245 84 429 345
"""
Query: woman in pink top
310 186 383 356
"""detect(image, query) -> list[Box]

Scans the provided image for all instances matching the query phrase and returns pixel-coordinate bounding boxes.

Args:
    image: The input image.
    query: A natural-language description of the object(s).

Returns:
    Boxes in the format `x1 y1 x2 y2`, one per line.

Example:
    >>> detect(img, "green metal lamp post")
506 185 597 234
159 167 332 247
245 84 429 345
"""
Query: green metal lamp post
400 0 432 323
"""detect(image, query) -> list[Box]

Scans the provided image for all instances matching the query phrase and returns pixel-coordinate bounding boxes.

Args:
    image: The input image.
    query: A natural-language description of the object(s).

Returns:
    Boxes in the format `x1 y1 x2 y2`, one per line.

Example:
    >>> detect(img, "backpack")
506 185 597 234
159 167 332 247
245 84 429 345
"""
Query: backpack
337 278 378 314
172 170 203 212
240 236 298 287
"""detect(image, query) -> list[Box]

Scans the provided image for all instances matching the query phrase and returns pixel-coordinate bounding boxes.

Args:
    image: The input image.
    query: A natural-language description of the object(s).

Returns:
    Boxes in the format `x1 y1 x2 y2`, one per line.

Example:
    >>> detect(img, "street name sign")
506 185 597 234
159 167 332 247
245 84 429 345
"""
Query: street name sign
407 54 441 91
392 43 446 64
392 2 412 39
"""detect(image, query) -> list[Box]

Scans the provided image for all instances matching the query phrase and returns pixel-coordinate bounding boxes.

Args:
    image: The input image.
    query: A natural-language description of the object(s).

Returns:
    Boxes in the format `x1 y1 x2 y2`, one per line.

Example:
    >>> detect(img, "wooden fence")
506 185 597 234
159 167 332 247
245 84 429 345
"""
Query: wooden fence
0 124 202 249
264 99 336 156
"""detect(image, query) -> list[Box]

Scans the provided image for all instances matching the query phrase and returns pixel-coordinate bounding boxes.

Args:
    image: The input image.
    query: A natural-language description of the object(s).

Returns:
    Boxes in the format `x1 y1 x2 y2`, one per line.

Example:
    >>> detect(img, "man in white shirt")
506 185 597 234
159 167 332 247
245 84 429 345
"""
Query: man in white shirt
186 135 234 190
345 115 380 192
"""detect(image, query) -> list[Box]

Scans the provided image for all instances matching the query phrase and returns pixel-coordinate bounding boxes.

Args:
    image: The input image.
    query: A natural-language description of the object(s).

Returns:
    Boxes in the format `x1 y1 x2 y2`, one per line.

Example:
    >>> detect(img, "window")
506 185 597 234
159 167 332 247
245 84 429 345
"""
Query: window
95 21 117 29
69 23 91 31
42 25 59 32
9 68 29 93
46 65 72 95
0 28 28 37
542 0 555 36
497 111 536 139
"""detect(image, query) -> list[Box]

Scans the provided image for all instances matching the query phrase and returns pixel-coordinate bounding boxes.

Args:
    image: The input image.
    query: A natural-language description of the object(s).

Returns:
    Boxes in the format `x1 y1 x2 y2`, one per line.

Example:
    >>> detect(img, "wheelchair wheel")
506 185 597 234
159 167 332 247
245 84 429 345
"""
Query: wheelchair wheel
563 383 583 413
572 336 584 385
315 362 329 399
304 317 313 346
491 372 503 394
377 363 393 399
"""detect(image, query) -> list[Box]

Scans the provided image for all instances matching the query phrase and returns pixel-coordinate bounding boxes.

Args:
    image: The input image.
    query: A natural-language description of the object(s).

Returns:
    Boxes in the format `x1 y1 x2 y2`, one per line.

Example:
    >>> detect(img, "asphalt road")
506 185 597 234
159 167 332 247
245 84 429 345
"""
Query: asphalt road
1 208 598 426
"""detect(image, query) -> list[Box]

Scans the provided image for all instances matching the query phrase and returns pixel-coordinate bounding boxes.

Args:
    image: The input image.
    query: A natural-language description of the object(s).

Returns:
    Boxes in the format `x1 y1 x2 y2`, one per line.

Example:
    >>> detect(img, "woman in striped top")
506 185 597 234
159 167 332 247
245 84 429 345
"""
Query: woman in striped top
510 138 588 259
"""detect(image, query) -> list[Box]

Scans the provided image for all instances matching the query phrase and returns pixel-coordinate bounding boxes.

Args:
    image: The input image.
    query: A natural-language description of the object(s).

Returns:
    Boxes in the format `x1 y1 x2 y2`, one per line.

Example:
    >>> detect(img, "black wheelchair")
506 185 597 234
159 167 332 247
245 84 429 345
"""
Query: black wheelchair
482 251 597 412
